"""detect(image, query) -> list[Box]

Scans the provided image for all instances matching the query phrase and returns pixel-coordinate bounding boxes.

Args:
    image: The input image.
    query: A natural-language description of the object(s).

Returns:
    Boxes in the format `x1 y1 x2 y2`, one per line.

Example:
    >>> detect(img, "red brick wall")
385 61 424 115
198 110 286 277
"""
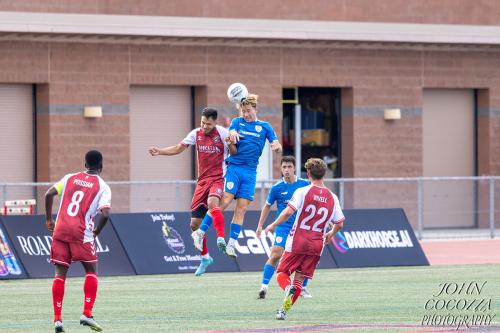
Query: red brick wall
0 0 499 25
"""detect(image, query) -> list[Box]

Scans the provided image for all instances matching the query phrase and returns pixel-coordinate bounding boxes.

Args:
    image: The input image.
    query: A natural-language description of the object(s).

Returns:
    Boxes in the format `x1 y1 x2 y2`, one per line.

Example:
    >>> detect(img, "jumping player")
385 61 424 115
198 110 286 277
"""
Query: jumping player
264 158 345 320
45 150 111 332
149 107 236 276
255 156 310 299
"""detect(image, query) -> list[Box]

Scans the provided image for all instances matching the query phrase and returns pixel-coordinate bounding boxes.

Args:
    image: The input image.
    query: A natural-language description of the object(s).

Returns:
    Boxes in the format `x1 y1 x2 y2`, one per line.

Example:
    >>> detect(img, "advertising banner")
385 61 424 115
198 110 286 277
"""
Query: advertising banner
330 209 429 267
0 220 27 279
0 215 135 278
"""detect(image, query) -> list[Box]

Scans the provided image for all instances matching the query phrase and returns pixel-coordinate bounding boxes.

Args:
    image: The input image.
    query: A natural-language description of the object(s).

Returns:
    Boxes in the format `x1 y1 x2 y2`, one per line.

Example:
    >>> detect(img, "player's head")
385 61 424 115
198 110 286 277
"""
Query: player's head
305 158 326 180
85 150 103 173
201 107 218 134
281 155 296 179
239 94 258 122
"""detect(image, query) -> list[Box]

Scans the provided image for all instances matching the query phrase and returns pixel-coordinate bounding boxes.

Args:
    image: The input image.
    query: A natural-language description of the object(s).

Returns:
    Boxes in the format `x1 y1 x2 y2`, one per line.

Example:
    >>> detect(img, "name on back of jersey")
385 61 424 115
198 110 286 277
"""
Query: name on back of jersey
73 178 94 189
313 194 328 203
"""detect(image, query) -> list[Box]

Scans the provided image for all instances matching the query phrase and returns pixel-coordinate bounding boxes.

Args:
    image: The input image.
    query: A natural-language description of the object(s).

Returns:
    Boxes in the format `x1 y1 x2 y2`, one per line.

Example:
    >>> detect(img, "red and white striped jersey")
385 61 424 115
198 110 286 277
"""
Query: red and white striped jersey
52 172 111 243
285 185 345 256
181 125 230 181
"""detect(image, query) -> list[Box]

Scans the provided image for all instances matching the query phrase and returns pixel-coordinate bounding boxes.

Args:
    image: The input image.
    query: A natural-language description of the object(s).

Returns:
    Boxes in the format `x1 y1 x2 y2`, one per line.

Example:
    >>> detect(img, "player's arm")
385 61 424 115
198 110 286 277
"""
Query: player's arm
265 123 282 153
93 207 110 237
270 140 282 153
264 205 295 235
225 136 238 155
324 221 344 243
44 186 58 232
148 143 187 156
256 203 272 237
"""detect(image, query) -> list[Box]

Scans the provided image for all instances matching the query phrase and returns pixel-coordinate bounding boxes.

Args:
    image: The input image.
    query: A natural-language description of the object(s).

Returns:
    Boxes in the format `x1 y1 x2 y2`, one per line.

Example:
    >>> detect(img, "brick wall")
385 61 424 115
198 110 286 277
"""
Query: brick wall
0 0 499 25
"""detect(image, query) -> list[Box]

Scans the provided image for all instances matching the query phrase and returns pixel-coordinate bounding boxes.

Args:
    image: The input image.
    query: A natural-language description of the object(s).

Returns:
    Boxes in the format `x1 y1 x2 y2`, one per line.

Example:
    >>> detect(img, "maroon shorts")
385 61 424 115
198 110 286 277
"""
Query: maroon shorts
191 178 224 218
277 251 321 279
50 238 97 267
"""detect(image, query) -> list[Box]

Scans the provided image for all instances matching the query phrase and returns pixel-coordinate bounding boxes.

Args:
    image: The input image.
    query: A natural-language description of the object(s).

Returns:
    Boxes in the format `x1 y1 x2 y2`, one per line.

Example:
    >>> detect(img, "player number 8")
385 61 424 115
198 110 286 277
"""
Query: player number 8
67 190 84 217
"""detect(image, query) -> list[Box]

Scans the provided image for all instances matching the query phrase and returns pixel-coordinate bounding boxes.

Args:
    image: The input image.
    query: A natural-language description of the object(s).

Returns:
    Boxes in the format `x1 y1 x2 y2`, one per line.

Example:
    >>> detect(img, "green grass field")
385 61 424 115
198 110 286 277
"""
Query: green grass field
1 264 499 332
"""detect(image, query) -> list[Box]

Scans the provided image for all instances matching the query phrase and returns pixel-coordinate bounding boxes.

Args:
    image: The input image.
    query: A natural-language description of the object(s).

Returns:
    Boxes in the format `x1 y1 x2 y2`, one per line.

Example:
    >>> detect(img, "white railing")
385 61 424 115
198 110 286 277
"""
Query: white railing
1 176 499 239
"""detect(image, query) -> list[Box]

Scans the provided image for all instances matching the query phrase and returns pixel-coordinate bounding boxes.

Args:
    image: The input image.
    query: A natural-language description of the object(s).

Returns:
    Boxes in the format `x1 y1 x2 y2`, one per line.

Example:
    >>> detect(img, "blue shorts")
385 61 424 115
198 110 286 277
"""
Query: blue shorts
224 164 257 201
273 226 292 248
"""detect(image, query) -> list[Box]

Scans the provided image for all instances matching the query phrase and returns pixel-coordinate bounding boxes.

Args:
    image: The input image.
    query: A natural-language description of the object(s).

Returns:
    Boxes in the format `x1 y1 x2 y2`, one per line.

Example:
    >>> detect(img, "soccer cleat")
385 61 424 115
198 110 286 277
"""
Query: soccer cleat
275 309 286 320
194 256 214 276
224 243 237 258
301 287 312 298
80 315 103 332
258 286 268 299
54 321 65 333
216 237 227 253
191 229 204 252
282 285 297 312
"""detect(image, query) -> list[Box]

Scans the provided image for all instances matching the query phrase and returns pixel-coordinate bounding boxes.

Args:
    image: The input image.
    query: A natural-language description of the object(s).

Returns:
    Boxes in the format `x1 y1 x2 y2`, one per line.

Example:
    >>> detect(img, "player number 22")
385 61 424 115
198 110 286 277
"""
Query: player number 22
299 205 329 232
67 190 84 217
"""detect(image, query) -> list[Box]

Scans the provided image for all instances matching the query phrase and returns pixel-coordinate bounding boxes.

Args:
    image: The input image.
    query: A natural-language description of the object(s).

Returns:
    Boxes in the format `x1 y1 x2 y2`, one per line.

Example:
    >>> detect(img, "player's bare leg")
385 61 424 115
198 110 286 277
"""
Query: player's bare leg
53 264 68 332
258 246 283 299
79 262 103 332
225 198 250 258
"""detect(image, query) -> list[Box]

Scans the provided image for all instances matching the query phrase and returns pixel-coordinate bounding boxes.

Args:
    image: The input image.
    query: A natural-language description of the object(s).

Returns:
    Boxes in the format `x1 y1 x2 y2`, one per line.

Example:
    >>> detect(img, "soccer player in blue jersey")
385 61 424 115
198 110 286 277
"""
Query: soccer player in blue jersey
192 94 282 257
255 156 311 299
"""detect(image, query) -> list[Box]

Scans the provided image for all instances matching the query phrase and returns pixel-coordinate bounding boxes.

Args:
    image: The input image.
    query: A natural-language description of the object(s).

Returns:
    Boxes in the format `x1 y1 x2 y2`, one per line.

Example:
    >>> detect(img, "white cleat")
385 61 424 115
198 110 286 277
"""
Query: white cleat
191 229 204 252
301 287 313 298
224 243 237 258
80 315 103 332
54 321 65 333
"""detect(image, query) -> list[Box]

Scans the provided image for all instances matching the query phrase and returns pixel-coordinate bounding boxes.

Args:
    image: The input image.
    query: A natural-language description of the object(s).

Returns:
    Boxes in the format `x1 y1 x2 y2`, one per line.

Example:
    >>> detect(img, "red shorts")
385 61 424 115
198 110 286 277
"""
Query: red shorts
191 178 224 217
50 238 97 267
277 251 320 279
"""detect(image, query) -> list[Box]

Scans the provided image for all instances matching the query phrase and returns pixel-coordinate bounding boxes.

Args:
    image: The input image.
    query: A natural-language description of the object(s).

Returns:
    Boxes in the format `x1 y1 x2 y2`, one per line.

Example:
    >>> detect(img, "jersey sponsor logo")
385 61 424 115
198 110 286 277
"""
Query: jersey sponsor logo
161 222 185 254
254 125 262 132
334 230 414 251
73 178 94 189
239 130 261 138
234 229 275 256
281 191 288 195
198 145 221 154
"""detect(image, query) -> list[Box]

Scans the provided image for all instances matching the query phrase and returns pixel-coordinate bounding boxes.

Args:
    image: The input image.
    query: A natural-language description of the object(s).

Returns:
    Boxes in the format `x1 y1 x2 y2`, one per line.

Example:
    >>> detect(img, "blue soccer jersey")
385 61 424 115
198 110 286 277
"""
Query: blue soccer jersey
267 177 310 231
226 117 278 169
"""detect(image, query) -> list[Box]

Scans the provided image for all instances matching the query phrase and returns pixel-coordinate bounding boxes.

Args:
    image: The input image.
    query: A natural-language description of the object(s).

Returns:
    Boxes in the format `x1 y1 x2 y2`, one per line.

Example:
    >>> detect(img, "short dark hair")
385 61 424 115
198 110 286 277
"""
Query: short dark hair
85 150 103 170
281 155 296 167
305 158 326 180
202 107 218 120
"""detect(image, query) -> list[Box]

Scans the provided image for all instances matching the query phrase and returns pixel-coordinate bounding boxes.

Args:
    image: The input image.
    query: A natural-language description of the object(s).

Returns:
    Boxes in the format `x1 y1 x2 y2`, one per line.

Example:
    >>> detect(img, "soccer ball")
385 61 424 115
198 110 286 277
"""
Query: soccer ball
227 83 248 104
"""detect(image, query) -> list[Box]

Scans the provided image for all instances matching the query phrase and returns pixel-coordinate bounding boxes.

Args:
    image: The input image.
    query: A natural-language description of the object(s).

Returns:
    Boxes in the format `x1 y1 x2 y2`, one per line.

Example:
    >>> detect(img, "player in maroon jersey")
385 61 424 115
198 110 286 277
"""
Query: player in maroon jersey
149 107 237 276
45 150 111 332
265 158 345 320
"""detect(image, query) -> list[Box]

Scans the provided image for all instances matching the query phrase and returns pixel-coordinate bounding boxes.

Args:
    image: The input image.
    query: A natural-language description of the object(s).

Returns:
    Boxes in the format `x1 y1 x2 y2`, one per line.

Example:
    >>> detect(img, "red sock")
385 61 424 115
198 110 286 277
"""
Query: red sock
52 276 65 322
83 273 98 317
201 235 208 256
210 207 225 238
292 279 303 305
276 272 291 290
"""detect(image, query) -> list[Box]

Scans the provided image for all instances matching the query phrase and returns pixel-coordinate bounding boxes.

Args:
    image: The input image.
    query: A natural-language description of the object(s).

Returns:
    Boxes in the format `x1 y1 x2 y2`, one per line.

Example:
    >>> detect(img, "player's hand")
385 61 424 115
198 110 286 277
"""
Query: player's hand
148 147 161 156
229 130 243 143
46 219 55 232
264 224 275 236
256 226 263 238
270 141 282 153
323 230 335 243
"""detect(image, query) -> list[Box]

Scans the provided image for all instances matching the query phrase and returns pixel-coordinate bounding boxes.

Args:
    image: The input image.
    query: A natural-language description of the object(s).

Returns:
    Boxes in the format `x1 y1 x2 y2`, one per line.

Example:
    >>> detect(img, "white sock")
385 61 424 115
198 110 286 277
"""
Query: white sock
201 253 210 259
227 238 236 247
261 284 268 290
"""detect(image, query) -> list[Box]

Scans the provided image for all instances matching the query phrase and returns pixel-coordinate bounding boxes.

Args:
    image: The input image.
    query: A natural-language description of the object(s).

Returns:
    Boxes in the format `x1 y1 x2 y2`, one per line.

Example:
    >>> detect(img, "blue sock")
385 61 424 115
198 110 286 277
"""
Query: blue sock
262 264 276 285
199 214 213 233
229 223 242 241
303 278 309 287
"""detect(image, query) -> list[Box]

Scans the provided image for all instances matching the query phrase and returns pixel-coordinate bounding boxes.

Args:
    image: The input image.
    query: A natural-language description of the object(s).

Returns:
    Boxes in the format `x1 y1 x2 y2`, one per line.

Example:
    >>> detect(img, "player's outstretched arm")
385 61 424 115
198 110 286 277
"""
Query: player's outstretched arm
93 207 110 237
265 206 294 235
148 144 187 156
44 187 58 232
225 136 238 155
324 221 344 243
256 203 272 238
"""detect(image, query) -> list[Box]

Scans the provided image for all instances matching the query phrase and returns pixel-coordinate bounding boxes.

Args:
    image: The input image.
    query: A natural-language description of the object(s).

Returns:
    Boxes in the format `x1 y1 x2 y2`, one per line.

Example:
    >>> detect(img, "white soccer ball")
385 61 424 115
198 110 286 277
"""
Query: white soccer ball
227 83 248 104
